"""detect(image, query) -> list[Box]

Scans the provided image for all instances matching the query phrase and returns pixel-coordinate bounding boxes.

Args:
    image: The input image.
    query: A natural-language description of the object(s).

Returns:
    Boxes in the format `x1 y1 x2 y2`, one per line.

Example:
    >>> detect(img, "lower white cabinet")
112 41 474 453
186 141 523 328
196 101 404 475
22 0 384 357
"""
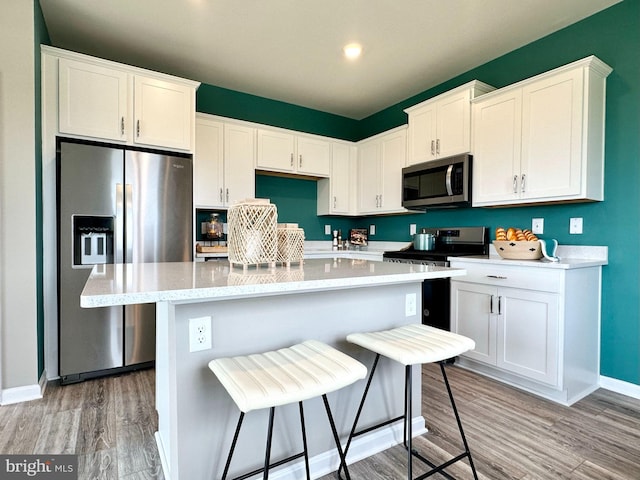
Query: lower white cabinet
450 259 602 405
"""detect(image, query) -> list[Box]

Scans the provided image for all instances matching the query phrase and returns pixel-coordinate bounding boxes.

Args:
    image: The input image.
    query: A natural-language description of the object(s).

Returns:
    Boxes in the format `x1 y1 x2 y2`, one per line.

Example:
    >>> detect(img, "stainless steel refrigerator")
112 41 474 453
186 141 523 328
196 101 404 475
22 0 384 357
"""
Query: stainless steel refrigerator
57 138 192 384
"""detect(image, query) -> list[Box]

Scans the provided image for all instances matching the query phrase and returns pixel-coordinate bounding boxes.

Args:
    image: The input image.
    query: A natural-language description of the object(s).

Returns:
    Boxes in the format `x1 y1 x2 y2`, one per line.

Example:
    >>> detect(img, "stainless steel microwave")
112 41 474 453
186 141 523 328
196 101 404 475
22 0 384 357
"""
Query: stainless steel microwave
402 154 472 209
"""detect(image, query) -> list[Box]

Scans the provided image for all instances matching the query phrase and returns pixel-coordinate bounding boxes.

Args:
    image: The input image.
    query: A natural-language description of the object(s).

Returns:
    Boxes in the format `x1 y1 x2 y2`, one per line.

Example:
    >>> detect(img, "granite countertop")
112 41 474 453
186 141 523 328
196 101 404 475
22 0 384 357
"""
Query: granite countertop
80 258 465 308
449 245 608 269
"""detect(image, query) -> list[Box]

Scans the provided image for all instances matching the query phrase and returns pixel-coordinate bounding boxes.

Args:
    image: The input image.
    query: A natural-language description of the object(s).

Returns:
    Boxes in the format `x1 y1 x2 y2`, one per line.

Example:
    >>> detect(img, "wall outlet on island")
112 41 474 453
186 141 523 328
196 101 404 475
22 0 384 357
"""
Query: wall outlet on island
189 316 212 352
405 293 417 317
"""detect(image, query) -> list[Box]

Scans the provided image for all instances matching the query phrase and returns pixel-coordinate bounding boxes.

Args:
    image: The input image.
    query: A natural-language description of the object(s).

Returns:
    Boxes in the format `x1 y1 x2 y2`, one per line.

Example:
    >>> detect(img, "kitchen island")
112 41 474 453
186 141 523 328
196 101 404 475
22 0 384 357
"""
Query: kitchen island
81 258 465 480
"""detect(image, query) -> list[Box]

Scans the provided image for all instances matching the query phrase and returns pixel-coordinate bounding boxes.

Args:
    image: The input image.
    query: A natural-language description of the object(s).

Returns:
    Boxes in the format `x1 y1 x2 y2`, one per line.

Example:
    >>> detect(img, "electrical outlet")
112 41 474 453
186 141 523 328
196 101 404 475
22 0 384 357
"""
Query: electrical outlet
189 316 212 352
570 217 583 234
532 218 544 234
369 224 376 236
405 293 417 317
410 224 417 235
324 224 331 235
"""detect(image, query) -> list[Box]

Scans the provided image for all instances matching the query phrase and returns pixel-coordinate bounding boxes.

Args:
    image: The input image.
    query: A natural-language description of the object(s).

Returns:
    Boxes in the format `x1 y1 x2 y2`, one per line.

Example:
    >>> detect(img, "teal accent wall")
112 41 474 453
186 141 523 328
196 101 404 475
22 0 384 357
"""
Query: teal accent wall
34 0 51 377
195 0 639 385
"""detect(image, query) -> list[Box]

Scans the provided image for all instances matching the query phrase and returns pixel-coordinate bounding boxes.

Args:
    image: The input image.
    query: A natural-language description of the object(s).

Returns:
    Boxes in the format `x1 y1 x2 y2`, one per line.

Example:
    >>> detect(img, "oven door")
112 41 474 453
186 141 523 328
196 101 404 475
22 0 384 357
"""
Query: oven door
422 277 451 330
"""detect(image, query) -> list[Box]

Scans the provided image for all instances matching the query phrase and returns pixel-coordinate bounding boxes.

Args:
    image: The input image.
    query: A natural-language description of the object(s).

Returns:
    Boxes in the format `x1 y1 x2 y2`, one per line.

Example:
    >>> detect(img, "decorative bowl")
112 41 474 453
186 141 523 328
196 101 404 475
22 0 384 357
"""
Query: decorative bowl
493 240 542 260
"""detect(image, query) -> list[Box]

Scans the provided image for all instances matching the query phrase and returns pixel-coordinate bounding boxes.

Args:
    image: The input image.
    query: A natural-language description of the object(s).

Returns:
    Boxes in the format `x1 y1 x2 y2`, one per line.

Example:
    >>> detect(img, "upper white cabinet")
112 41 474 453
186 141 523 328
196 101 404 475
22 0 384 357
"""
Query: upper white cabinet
317 142 356 216
47 46 199 152
194 114 255 208
357 127 408 214
472 56 612 207
405 81 494 166
256 128 331 177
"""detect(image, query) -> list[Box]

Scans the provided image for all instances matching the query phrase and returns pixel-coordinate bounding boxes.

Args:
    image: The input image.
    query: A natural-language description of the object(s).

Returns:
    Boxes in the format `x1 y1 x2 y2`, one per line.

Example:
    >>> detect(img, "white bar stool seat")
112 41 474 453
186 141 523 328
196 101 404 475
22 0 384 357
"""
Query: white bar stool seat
342 324 479 480
346 323 476 366
209 339 367 480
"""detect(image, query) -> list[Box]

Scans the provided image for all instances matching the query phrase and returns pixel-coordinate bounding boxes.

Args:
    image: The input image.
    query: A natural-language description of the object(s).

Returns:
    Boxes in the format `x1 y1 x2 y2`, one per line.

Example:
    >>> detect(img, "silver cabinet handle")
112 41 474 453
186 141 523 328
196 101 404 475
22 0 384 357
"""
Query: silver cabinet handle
436 138 440 155
333 196 337 209
513 175 518 193
430 140 435 156
375 194 380 208
486 275 508 279
521 173 526 193
136 120 140 138
498 295 503 315
290 153 294 167
299 154 302 168
226 188 229 203
219 188 223 203
121 117 125 136
379 194 382 207
490 295 494 314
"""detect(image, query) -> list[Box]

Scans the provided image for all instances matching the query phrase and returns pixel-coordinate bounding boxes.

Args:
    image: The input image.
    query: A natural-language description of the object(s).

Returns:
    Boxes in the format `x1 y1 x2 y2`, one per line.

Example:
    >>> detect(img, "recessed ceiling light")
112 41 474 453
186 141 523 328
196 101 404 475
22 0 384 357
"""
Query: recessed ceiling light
343 43 362 60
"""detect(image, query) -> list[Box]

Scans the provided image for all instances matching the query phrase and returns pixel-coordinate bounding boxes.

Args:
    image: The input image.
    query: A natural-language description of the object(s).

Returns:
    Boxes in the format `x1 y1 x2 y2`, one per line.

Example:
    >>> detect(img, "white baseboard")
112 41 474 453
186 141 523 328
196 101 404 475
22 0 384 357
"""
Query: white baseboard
156 417 425 480
0 370 47 406
600 375 640 400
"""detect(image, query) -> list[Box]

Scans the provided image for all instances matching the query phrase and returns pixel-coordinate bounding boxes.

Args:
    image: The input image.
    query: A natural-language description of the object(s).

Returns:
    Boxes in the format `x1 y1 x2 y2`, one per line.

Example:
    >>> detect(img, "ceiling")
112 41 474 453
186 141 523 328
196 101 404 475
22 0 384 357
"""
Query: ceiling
39 0 619 120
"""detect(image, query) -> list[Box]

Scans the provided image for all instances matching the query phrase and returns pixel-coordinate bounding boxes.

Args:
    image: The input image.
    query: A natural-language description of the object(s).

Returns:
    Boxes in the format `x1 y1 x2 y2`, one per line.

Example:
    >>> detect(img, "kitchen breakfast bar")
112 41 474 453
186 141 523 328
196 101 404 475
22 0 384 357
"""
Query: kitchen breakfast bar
80 258 466 480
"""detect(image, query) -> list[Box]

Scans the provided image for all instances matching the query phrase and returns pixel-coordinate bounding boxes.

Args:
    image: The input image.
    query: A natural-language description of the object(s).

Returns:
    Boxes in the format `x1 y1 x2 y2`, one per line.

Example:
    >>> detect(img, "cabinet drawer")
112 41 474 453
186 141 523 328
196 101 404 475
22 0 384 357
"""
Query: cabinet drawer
450 262 561 292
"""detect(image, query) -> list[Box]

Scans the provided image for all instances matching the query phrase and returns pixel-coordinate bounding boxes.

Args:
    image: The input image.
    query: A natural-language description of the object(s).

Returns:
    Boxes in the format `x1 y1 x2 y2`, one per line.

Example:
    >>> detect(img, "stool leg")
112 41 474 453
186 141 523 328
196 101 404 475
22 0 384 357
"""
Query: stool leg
221 412 245 480
263 407 276 480
298 402 311 480
406 364 413 480
322 394 351 480
440 362 479 480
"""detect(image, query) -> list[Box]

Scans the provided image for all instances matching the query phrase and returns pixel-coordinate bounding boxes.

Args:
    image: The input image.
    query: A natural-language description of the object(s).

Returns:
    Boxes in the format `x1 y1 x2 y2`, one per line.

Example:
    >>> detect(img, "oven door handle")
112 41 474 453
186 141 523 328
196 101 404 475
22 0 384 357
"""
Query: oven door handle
445 164 454 196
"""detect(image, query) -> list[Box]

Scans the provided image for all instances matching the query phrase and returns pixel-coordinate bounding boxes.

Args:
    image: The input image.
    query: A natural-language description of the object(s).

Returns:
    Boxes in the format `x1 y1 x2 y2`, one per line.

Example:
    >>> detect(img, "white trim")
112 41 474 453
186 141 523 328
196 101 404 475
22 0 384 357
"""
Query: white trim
0 383 42 405
600 375 640 400
156 417 425 480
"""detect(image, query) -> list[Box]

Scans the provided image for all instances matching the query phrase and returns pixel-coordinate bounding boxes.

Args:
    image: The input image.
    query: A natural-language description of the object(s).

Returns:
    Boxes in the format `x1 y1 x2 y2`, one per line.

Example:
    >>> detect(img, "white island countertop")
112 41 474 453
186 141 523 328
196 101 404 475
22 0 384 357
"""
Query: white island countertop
81 258 465 308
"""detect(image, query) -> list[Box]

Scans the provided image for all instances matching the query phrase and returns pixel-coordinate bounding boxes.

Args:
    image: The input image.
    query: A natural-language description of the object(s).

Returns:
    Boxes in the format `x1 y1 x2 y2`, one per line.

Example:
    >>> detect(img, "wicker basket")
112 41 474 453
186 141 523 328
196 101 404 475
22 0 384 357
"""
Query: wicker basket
276 223 305 267
493 240 542 260
227 199 278 269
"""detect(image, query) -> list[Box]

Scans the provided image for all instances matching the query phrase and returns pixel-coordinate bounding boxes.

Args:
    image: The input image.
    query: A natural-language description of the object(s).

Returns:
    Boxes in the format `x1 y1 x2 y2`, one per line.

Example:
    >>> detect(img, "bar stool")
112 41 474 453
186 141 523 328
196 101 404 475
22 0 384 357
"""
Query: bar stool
208 339 367 480
342 324 479 480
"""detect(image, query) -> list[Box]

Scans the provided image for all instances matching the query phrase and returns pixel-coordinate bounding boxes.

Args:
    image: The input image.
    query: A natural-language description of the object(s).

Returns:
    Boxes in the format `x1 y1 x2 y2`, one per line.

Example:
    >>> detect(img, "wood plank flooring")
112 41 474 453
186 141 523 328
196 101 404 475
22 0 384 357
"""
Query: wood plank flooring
1 364 639 479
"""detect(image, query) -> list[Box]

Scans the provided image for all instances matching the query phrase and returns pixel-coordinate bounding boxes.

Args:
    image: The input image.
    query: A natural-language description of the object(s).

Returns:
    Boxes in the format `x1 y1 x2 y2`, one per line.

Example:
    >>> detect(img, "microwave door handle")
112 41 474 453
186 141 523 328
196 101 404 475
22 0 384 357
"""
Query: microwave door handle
445 164 454 196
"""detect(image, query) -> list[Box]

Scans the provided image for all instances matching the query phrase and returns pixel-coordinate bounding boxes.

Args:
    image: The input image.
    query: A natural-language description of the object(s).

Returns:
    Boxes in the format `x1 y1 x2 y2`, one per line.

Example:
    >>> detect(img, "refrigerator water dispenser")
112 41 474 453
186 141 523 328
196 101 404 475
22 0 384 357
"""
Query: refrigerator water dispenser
72 215 114 267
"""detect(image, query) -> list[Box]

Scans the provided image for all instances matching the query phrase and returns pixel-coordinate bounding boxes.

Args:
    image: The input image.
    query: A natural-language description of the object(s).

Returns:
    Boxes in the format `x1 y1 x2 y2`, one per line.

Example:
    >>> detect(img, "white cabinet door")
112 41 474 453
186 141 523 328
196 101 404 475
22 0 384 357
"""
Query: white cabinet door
224 123 256 206
297 136 331 177
472 89 523 206
436 89 472 159
407 103 436 165
58 58 128 142
498 288 560 386
194 118 224 208
379 128 406 212
318 142 353 215
451 281 497 365
256 129 296 173
357 139 382 214
134 75 194 151
520 68 583 200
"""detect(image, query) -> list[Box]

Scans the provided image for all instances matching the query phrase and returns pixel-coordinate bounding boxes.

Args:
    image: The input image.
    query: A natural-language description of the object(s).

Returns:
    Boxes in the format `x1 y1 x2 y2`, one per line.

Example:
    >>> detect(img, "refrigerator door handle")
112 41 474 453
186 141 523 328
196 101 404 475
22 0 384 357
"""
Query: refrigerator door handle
115 183 125 263
125 183 134 262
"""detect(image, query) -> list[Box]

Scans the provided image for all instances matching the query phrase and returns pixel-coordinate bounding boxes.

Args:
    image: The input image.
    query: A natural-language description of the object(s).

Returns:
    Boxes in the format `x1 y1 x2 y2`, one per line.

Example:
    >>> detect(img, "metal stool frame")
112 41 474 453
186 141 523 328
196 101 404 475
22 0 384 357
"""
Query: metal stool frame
221 395 352 480
339 354 479 480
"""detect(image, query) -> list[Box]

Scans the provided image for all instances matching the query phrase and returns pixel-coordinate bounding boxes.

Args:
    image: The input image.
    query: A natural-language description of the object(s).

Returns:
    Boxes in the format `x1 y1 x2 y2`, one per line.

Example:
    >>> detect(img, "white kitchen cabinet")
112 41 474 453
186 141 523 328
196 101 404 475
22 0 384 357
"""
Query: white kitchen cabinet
256 128 331 177
317 142 356 215
194 114 255 208
450 258 602 405
472 56 612 206
405 81 494 166
48 46 199 152
357 126 408 214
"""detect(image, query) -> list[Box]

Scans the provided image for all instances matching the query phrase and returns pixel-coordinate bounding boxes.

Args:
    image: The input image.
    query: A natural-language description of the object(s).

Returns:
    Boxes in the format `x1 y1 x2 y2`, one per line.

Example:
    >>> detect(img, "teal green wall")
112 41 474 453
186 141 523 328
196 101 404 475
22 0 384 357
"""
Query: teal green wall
34 0 50 378
198 0 640 385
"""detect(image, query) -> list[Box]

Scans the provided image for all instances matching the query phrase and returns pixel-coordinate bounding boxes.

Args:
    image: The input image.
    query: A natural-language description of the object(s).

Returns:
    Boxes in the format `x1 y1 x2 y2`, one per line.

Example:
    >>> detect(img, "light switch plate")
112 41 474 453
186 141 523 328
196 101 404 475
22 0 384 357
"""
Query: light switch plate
532 218 544 234
570 217 583 234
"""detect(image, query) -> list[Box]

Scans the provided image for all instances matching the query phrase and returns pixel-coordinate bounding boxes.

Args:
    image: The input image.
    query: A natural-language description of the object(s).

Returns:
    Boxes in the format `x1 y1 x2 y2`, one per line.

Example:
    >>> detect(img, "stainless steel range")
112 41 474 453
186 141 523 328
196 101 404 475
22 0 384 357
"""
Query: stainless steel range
383 226 489 330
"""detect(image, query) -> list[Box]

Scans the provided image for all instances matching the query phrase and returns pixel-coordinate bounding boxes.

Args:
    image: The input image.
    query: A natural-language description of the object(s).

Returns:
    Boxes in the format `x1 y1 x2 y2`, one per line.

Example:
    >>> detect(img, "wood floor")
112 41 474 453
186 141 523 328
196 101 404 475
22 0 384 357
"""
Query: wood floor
1 364 639 479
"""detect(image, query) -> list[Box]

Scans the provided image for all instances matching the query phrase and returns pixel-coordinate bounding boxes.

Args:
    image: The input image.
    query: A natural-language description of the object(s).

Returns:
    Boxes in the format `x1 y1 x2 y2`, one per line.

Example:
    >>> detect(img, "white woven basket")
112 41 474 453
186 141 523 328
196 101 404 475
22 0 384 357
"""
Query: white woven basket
276 223 305 267
227 199 278 269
